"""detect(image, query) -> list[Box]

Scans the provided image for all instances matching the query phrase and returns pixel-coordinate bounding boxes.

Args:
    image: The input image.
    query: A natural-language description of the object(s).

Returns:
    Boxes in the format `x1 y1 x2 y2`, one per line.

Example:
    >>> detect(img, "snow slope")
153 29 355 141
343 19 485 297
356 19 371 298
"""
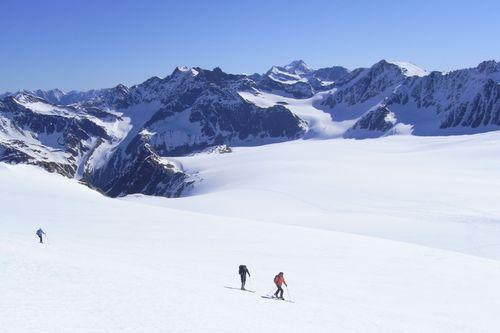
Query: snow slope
387 61 429 77
2 132 500 332
136 132 500 261
239 90 353 138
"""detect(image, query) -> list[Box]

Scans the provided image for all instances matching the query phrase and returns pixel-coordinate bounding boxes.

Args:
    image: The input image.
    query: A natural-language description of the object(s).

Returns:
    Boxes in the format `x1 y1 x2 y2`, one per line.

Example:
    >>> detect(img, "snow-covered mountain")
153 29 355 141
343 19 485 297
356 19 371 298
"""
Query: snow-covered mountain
1 59 499 197
246 59 499 138
0 88 109 106
0 92 121 177
253 60 349 98
345 60 500 137
320 60 430 121
1 66 306 197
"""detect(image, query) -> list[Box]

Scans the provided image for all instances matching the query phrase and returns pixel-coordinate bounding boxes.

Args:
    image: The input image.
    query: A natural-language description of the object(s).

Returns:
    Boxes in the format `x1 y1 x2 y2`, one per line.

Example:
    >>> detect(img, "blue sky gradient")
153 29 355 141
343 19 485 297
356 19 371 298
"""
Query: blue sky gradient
1 0 499 91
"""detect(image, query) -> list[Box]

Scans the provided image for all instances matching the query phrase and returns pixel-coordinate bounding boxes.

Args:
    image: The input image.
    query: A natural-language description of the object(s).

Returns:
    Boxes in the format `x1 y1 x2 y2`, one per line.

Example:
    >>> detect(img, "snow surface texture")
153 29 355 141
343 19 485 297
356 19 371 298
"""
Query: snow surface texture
2 132 500 332
132 132 500 261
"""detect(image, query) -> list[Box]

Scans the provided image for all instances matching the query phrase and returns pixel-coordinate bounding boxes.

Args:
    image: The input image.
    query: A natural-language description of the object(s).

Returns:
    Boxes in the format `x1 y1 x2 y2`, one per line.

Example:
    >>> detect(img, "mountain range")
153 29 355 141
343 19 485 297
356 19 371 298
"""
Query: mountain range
1 59 499 197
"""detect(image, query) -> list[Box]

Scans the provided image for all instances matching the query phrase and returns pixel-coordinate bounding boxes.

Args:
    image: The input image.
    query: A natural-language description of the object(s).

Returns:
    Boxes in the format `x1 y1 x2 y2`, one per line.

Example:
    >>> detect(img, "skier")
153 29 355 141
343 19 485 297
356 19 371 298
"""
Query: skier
238 265 251 290
273 272 287 299
36 228 46 244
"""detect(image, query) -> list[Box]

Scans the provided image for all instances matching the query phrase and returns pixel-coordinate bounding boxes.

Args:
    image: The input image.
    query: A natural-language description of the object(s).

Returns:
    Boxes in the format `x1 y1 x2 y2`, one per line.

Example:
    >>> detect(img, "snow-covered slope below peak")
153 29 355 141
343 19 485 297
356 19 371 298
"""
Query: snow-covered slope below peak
387 61 429 77
238 90 351 138
9 93 72 116
3 162 500 333
267 66 308 84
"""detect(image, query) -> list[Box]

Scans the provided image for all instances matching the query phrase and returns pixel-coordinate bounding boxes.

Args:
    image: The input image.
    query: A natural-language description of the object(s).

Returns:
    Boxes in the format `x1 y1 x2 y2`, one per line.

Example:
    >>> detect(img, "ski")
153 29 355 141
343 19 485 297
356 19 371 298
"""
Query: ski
261 295 294 303
224 286 256 293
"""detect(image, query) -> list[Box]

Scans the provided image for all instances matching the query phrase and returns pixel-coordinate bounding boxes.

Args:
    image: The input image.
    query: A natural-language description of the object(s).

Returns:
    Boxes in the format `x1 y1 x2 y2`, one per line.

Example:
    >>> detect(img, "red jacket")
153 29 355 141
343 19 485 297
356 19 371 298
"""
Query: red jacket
274 274 286 287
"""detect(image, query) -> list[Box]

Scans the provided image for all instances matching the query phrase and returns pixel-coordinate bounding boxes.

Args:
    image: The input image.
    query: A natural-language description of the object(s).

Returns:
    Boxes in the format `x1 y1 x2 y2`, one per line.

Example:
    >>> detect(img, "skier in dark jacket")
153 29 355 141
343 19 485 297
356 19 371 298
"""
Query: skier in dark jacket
238 265 251 290
36 228 46 243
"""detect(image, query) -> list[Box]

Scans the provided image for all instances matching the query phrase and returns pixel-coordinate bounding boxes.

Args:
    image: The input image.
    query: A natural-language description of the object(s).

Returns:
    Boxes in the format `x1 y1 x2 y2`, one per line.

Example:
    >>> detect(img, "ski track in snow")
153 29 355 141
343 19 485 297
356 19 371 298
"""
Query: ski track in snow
2 132 500 332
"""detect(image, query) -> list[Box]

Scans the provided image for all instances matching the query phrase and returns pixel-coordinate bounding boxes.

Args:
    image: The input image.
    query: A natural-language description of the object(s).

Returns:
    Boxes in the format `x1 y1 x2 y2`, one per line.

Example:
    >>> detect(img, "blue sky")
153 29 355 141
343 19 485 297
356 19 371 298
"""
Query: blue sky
1 0 499 91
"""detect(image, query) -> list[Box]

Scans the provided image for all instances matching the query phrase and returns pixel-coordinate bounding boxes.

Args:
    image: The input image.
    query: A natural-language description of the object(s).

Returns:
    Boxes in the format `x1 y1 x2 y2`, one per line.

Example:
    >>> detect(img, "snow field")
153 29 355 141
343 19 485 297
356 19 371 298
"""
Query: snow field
2 132 500 333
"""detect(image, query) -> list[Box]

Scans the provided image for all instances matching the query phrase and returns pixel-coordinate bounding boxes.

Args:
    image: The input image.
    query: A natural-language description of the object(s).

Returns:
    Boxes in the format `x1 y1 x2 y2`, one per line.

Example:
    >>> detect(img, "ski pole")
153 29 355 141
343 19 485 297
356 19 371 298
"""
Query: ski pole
286 286 292 301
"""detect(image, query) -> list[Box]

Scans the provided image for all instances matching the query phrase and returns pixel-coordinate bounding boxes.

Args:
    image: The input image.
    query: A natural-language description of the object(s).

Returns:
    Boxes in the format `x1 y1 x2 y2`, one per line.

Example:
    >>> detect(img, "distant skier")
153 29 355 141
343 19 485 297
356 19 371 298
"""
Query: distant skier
238 265 251 290
273 272 287 299
36 228 46 244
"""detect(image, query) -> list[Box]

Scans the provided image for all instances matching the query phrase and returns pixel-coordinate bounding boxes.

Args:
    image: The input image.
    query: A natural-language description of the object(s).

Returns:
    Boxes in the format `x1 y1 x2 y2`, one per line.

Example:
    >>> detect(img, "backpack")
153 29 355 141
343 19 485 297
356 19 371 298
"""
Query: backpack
274 275 280 284
239 265 247 274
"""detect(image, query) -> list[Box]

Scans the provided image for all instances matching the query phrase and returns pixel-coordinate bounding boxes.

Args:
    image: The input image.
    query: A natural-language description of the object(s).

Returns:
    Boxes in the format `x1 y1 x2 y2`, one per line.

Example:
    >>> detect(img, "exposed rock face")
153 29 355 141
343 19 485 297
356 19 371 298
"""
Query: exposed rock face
86 132 192 197
345 61 500 137
320 60 413 120
314 66 350 82
132 67 307 156
349 106 395 133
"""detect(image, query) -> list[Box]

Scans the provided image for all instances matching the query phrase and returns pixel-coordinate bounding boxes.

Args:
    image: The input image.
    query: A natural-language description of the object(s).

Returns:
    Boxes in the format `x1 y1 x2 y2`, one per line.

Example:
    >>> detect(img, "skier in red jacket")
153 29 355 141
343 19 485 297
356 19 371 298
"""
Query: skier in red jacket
274 272 287 299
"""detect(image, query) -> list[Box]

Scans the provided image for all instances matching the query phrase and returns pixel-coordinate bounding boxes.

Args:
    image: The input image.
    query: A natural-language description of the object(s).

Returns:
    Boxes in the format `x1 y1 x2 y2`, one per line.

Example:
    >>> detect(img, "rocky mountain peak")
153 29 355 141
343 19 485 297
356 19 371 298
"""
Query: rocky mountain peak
477 60 500 74
283 60 311 75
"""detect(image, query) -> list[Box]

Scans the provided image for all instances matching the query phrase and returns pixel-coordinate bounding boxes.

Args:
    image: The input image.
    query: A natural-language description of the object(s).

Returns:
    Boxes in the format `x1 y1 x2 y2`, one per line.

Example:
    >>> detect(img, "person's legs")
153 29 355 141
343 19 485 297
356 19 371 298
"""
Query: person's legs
240 274 246 289
278 286 284 299
39 235 43 243
275 286 283 298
